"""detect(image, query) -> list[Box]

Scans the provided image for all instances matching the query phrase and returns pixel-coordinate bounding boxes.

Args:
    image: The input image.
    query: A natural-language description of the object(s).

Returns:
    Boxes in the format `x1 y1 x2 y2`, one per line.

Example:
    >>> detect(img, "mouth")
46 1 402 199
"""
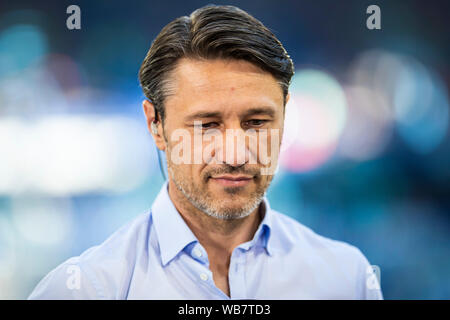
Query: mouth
209 174 254 187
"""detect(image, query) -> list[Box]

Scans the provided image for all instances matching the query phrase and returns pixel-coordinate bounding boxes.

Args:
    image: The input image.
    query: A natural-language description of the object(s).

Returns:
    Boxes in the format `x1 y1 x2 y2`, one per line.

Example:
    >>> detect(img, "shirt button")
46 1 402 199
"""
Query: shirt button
193 248 203 258
199 273 208 281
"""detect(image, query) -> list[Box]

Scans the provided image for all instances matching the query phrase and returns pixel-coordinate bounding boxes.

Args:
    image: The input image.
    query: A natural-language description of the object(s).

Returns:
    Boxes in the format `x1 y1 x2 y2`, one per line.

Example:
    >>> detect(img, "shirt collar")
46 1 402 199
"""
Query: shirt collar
151 182 274 266
151 182 198 266
255 198 274 256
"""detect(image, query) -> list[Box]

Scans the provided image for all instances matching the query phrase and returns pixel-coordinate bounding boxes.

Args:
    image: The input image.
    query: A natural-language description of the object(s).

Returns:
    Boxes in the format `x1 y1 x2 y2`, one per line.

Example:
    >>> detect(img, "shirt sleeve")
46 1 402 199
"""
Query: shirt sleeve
28 258 104 300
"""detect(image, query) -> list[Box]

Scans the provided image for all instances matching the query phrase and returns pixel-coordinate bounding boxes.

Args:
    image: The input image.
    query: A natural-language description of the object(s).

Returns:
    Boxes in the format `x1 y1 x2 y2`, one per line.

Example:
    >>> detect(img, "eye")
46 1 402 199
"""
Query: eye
196 122 219 129
244 119 268 127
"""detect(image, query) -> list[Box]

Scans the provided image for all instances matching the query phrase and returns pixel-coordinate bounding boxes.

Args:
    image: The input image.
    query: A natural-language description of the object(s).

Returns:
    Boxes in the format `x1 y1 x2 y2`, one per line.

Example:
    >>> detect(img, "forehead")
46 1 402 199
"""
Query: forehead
165 58 284 118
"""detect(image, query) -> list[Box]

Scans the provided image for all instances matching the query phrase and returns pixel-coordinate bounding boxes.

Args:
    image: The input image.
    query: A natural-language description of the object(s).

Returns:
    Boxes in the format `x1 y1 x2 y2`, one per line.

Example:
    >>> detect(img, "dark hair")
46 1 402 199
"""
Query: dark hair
139 4 294 123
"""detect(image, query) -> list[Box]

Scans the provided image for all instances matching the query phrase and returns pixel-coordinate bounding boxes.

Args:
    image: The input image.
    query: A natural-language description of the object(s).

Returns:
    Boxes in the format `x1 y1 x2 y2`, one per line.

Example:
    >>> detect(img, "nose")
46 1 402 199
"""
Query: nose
221 128 251 167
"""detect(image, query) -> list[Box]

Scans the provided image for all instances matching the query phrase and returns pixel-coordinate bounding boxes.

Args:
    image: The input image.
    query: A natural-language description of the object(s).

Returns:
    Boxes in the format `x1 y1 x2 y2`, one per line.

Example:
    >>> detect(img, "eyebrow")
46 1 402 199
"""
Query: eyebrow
243 107 276 117
185 111 222 121
185 107 276 121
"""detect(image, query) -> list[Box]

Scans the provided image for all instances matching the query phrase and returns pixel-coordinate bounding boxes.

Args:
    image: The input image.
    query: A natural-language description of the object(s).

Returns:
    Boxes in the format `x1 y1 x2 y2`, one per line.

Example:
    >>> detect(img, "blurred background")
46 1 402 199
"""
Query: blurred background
0 0 449 299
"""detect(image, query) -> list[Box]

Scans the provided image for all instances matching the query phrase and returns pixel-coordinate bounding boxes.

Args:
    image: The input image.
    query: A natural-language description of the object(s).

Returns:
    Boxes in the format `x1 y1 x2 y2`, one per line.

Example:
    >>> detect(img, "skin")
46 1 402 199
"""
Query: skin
143 58 288 297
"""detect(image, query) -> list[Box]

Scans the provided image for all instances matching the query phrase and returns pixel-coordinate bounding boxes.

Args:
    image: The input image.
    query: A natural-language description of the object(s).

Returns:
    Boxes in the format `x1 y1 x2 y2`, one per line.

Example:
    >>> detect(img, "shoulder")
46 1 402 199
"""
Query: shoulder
270 211 364 268
28 210 152 300
269 209 383 299
270 209 361 256
77 210 152 263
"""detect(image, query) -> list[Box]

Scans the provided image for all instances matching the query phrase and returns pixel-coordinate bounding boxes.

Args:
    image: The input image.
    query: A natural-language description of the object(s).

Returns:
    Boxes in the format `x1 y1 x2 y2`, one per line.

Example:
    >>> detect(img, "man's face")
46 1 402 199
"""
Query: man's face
160 58 286 219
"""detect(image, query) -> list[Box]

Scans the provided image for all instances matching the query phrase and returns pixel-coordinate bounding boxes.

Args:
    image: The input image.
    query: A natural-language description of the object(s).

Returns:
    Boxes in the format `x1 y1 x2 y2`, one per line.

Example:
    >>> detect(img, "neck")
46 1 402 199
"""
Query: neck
167 179 263 255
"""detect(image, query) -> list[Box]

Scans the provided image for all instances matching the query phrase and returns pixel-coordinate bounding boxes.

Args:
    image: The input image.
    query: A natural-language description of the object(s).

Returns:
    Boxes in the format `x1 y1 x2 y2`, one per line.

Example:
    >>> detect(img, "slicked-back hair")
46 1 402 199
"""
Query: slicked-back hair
139 4 295 123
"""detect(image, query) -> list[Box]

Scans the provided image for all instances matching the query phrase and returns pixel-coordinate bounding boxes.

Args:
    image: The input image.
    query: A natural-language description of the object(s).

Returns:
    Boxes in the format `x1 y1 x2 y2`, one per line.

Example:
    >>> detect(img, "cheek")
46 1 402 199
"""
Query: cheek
191 164 207 181
254 130 282 165
258 174 269 183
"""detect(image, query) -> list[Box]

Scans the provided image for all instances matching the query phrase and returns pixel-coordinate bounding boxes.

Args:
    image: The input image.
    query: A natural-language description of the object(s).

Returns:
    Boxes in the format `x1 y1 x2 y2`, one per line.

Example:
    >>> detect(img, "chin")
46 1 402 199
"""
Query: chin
216 198 252 211
215 189 252 202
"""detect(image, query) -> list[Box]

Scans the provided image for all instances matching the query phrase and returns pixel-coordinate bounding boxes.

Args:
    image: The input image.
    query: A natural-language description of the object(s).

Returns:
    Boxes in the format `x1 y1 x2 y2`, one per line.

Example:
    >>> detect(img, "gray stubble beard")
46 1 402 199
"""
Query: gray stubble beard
167 164 268 220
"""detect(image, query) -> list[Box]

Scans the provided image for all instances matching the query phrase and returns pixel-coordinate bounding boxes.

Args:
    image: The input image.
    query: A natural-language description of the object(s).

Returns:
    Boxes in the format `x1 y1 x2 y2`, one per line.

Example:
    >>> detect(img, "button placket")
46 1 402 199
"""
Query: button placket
228 248 247 299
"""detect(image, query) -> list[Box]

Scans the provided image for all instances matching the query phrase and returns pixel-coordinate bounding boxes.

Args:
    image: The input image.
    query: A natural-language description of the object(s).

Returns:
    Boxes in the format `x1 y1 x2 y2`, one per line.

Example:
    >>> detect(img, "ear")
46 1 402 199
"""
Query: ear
142 100 166 151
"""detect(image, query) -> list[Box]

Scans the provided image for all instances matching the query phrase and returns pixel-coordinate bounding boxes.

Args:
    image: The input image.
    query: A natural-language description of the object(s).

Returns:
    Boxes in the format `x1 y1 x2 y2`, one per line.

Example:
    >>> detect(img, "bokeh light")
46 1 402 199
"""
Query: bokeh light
338 86 393 161
10 197 73 246
0 115 155 196
0 24 47 77
280 69 347 172
393 59 449 154
346 49 449 155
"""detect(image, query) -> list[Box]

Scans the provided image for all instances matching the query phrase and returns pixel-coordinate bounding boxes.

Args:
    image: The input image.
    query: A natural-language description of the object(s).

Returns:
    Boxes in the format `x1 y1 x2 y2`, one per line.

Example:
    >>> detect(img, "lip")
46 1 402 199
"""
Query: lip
210 175 253 187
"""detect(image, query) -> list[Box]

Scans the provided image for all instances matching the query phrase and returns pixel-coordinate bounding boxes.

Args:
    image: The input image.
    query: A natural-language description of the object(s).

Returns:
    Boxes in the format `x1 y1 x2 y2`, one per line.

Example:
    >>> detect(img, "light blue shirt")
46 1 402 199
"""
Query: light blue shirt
28 182 383 299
